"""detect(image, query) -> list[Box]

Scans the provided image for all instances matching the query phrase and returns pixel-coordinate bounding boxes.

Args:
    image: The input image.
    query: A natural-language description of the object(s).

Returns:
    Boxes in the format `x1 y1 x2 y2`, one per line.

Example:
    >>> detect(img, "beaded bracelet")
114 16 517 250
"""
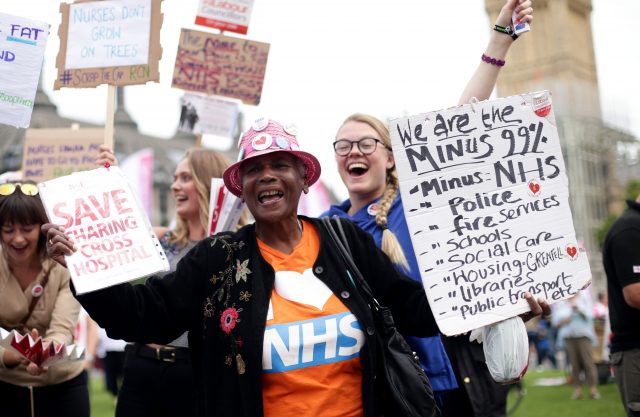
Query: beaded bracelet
481 53 505 67
494 24 518 40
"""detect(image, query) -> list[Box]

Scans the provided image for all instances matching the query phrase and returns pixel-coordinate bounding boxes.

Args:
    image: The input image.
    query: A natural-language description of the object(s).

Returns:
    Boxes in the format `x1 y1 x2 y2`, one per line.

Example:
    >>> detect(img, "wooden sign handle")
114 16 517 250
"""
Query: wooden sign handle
104 85 116 149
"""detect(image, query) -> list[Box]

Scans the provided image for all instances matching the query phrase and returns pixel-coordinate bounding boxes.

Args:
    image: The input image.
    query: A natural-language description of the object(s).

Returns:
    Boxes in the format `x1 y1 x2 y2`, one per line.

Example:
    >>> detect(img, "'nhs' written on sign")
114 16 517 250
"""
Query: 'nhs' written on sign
263 312 364 373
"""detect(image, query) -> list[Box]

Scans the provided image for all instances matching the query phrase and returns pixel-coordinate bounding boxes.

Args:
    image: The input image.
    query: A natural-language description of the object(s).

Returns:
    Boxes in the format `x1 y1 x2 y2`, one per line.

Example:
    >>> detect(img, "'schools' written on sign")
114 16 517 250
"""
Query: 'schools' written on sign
389 91 591 336
65 0 151 70
0 12 48 128
172 29 269 106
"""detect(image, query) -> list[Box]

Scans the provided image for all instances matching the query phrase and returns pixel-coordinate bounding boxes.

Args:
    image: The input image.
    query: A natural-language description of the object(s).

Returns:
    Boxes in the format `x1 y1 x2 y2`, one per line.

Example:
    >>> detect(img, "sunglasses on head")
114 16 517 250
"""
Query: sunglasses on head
0 183 39 197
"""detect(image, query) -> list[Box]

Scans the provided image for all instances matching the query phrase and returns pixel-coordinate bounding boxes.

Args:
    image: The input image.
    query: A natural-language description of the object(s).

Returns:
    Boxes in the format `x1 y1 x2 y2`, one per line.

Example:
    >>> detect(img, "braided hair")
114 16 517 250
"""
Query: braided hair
341 113 410 271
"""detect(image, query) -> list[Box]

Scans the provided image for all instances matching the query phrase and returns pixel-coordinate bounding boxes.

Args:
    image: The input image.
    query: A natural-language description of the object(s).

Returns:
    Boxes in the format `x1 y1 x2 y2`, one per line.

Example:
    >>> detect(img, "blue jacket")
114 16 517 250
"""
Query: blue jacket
323 194 458 392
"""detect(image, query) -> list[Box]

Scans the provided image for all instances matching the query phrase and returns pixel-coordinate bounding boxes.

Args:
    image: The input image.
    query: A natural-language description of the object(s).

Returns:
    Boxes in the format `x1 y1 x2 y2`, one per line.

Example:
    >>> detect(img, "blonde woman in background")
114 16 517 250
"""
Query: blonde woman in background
323 1 534 414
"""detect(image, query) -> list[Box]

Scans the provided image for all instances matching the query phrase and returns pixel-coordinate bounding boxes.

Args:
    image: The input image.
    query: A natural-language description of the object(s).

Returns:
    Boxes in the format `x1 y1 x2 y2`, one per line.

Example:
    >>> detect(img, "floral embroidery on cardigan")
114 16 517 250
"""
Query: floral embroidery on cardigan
204 235 249 375
220 306 241 334
235 259 251 283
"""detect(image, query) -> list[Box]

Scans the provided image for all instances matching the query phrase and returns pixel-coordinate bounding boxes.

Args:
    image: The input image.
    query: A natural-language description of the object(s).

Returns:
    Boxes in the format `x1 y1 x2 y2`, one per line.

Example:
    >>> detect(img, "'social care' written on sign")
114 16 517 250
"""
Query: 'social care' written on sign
65 0 151 70
0 13 48 128
389 91 591 336
172 29 269 105
38 167 169 294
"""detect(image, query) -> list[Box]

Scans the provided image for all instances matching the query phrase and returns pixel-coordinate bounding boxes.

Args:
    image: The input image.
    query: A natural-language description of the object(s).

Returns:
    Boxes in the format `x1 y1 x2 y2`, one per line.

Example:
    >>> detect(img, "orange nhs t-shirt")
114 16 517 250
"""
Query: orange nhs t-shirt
258 220 364 417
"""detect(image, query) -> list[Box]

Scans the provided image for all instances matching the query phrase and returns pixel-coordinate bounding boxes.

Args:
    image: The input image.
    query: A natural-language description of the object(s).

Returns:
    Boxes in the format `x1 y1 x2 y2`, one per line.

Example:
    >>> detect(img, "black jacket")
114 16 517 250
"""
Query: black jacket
77 216 438 417
603 199 640 352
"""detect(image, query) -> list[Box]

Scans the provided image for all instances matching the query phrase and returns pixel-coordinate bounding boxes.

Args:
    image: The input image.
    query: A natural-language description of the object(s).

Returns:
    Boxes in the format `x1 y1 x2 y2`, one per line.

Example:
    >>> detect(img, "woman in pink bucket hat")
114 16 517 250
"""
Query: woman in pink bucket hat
223 117 321 199
42 117 549 417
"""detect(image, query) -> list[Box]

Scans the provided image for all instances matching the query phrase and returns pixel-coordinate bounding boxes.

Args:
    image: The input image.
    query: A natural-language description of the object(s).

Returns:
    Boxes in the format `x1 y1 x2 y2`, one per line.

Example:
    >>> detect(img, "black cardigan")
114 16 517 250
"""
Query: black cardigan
77 216 437 417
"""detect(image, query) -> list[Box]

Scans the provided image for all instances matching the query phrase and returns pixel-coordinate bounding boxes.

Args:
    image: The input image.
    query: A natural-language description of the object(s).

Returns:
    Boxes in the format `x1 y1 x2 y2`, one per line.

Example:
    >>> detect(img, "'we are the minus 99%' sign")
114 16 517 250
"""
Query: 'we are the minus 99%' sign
390 91 591 336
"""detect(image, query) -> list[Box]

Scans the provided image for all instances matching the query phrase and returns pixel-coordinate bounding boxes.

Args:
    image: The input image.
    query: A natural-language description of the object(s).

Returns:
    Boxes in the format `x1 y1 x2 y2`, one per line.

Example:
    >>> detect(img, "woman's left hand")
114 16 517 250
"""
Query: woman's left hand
520 292 551 322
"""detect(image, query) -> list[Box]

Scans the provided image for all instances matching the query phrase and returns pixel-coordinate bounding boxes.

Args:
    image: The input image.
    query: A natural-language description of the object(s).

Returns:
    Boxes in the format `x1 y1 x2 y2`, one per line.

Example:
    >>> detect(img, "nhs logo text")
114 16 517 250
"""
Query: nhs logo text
263 312 365 373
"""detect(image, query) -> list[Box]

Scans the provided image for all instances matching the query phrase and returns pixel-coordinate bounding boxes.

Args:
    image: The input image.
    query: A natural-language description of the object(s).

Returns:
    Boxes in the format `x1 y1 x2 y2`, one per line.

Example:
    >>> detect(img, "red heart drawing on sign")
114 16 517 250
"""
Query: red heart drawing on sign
529 182 540 194
566 245 577 259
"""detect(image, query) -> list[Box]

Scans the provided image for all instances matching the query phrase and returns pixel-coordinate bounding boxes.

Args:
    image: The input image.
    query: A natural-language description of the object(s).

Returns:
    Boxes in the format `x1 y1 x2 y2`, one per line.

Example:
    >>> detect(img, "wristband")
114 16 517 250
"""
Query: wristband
494 24 518 40
481 54 505 67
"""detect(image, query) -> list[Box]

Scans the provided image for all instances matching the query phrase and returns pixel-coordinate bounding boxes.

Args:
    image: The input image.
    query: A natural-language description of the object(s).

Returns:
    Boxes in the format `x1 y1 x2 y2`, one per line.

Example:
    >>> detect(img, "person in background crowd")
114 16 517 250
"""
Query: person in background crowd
43 118 550 417
593 292 609 321
553 292 601 400
535 318 557 370
603 193 640 416
323 0 534 414
0 146 115 417
96 326 127 400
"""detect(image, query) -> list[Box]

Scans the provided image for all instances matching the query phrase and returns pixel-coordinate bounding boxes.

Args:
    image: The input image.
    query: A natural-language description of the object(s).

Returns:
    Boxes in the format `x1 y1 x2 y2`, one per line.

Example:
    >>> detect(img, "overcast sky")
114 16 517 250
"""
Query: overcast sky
4 0 639 201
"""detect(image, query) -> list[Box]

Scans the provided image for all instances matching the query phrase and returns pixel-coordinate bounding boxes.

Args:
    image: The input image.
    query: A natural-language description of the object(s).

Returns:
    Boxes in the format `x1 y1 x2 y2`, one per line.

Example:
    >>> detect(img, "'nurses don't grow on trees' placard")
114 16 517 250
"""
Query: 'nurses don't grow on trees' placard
389 91 591 336
172 29 269 105
0 13 48 128
38 167 169 294
54 0 162 89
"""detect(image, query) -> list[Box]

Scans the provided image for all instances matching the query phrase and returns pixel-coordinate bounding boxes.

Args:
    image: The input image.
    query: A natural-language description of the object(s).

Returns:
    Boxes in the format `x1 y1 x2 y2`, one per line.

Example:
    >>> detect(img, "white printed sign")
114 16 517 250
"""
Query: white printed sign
38 166 169 294
207 178 244 235
389 91 591 336
0 13 48 128
65 0 151 70
195 0 254 35
179 93 239 137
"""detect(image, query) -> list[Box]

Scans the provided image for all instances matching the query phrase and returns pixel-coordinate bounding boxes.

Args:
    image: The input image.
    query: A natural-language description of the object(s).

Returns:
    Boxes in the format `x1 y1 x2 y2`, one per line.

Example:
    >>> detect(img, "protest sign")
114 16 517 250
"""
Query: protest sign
38 166 169 294
179 93 239 137
54 0 162 89
195 0 255 35
207 178 244 235
22 128 104 182
172 29 269 105
0 13 48 128
389 91 591 336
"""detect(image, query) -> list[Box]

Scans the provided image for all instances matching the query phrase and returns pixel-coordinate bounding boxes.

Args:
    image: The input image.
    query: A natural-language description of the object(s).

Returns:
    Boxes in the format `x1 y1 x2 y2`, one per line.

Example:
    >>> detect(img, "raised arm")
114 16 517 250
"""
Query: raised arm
458 0 533 105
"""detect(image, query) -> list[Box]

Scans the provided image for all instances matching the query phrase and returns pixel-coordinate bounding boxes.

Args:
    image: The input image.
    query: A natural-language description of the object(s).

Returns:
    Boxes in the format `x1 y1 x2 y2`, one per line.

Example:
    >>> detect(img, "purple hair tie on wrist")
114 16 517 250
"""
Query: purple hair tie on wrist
481 53 505 67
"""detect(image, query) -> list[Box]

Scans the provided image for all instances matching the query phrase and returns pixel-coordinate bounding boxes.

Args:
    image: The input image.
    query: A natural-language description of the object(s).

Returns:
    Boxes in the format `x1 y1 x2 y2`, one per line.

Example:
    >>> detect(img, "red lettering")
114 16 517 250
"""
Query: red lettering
52 202 74 228
111 189 132 215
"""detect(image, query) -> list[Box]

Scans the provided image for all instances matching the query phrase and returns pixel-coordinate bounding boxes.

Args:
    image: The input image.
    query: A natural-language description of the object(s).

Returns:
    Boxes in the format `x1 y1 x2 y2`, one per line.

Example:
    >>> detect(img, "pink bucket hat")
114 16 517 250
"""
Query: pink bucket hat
223 118 321 197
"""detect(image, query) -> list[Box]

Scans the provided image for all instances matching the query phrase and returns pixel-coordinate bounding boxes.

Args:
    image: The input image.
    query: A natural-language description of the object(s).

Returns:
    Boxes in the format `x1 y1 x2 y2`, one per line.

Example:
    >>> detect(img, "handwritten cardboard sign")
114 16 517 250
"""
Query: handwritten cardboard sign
195 0 255 35
0 13 48 128
22 128 104 182
389 91 591 336
178 93 239 137
172 29 269 105
54 0 162 89
38 167 169 294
